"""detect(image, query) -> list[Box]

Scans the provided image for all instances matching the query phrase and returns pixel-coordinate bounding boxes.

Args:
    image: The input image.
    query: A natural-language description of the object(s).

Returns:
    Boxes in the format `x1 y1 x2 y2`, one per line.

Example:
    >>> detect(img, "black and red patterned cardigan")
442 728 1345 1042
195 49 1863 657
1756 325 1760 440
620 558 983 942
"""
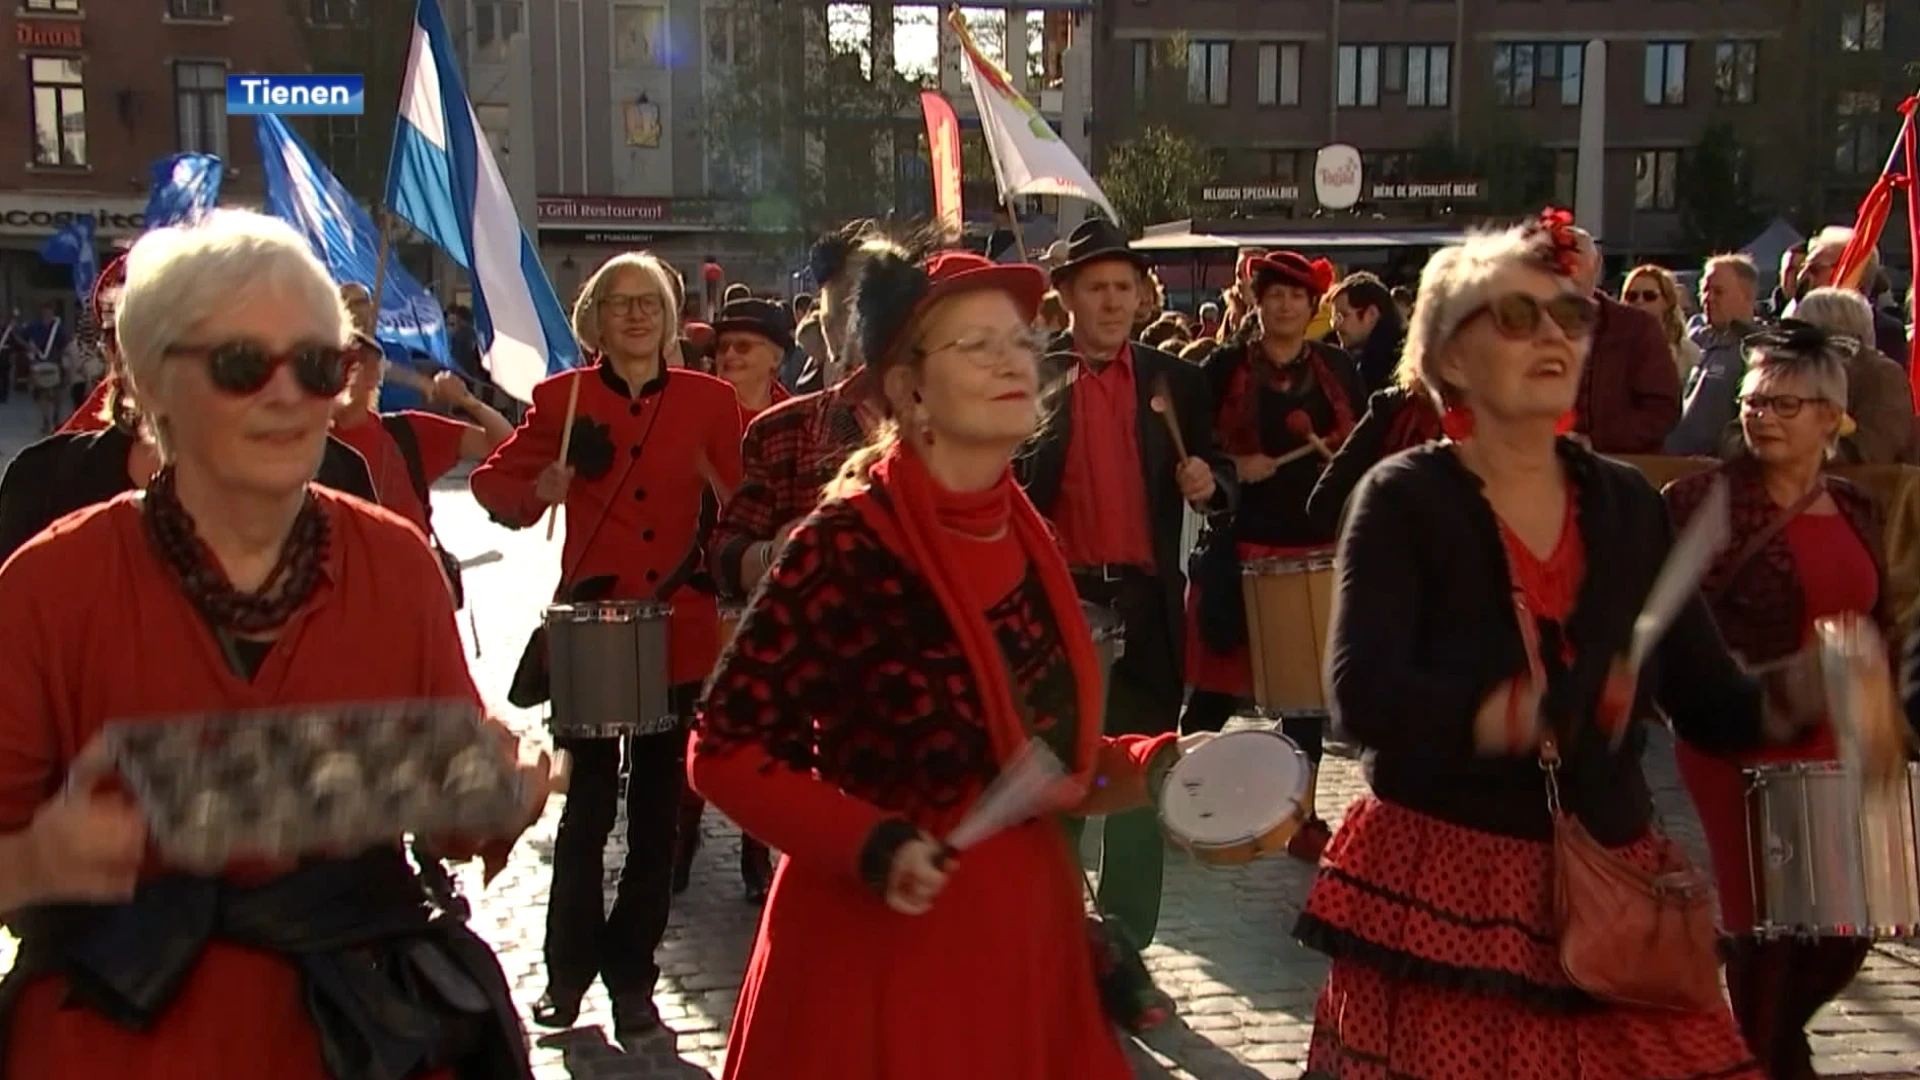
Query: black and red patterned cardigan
1663 454 1895 670
693 495 1171 865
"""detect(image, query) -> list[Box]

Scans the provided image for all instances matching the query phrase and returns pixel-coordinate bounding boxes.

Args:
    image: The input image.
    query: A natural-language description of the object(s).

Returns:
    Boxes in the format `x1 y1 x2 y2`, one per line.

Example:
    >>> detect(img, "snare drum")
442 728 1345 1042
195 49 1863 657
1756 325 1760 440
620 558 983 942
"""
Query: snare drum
1159 729 1310 865
545 600 674 739
1241 552 1337 715
1744 761 1920 939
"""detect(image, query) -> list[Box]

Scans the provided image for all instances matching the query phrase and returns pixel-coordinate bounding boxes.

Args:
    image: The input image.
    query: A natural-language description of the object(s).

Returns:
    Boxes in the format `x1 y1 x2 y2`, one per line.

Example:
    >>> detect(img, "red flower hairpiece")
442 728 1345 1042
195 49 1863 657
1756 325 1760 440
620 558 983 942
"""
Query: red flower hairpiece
1306 257 1336 296
1525 207 1583 279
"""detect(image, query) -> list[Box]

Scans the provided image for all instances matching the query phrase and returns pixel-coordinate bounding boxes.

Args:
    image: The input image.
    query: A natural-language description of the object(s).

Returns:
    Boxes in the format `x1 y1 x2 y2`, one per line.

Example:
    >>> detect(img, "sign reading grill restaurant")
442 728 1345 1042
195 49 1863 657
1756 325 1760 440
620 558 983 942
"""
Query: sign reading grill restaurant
537 195 669 225
1367 180 1484 201
1195 184 1300 205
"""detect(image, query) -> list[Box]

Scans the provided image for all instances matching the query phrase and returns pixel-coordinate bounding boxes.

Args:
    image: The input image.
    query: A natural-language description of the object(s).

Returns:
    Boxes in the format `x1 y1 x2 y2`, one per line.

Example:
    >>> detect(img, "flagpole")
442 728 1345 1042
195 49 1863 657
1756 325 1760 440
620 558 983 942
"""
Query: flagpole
544 377 582 541
1002 196 1029 261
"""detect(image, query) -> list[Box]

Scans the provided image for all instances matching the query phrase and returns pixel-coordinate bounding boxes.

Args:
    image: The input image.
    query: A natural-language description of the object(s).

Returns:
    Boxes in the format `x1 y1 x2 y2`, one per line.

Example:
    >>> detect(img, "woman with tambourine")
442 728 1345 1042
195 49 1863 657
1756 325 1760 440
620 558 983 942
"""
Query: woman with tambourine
691 238 1207 1080
1181 250 1363 862
1664 321 1900 1080
1292 212 1909 1079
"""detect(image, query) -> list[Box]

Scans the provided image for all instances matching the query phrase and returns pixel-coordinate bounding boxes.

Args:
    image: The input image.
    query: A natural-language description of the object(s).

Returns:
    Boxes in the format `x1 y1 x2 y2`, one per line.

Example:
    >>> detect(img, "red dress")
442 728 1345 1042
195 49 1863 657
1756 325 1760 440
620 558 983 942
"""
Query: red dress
0 491 478 1080
692 479 1175 1080
1674 510 1879 932
1300 496 1762 1080
331 409 469 535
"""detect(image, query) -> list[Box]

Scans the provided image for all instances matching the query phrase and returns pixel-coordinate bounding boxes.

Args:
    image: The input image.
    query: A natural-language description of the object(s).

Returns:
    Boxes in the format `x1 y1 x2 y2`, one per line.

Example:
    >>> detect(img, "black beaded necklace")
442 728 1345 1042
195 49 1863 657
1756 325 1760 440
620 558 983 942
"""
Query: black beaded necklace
141 467 330 634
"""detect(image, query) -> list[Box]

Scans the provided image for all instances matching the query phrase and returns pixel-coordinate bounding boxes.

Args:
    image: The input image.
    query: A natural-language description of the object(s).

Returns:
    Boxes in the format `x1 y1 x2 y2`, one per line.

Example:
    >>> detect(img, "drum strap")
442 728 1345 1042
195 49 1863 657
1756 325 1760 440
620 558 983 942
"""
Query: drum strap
1708 480 1824 603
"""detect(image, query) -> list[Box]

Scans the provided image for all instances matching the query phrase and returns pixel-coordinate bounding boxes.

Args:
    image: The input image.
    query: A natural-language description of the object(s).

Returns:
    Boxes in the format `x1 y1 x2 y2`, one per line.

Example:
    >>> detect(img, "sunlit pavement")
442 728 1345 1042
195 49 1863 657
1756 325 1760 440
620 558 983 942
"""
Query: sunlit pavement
1 395 1916 1078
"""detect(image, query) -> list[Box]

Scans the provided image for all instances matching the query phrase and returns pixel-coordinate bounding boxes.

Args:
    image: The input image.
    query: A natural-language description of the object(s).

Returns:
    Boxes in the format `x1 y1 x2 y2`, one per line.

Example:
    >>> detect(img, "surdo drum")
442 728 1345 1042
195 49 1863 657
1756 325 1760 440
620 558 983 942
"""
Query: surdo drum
544 600 675 738
1241 551 1337 716
1159 729 1311 865
1744 762 1920 939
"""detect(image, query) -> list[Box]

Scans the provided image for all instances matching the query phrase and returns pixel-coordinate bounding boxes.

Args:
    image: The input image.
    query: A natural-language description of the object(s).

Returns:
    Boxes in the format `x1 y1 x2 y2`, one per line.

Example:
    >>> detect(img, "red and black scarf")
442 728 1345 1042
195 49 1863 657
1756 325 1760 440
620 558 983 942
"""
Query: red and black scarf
1219 339 1356 456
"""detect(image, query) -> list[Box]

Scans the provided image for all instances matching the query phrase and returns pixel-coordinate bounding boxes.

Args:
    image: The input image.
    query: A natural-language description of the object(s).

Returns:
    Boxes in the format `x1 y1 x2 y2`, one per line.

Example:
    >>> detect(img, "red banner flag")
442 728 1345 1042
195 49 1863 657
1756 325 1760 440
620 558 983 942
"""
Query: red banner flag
921 91 964 234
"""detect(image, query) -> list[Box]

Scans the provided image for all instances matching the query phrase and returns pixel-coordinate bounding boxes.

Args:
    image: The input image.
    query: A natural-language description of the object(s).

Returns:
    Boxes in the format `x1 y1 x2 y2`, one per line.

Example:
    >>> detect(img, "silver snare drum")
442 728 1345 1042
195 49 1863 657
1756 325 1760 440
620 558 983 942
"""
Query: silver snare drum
545 600 674 739
1745 761 1920 939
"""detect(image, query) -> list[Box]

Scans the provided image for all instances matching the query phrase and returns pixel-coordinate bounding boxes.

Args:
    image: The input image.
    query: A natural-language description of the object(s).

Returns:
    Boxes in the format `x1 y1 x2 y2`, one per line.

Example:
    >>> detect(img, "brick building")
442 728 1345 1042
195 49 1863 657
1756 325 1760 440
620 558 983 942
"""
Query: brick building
1095 0 1910 272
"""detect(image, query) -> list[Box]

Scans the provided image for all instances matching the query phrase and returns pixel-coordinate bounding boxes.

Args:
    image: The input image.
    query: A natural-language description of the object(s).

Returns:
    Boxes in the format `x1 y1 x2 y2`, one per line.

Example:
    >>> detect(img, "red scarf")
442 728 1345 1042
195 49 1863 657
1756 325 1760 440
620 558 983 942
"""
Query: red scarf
857 445 1103 795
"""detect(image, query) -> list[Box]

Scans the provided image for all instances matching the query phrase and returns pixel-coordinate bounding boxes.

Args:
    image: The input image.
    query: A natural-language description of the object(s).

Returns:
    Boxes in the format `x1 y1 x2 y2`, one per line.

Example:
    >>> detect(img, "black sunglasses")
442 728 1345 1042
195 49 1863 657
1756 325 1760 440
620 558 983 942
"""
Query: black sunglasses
165 340 354 397
1622 289 1663 304
1470 293 1599 340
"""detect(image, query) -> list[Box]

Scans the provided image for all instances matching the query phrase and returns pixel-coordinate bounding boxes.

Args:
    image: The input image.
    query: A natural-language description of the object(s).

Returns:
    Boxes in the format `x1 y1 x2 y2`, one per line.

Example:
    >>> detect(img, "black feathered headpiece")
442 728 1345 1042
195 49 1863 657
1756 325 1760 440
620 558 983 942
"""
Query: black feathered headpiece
1743 318 1861 360
807 219 877 289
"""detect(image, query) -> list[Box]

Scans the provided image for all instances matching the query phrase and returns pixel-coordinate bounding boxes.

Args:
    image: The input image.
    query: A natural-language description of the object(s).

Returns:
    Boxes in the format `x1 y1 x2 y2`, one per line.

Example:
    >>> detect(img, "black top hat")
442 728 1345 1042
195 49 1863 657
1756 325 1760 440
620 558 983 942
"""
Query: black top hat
712 297 795 353
1050 217 1149 284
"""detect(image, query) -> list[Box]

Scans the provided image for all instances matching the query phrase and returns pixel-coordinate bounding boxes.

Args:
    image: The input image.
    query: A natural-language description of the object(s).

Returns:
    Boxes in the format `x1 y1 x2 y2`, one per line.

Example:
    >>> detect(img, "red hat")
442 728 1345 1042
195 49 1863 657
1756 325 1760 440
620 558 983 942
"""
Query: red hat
857 250 1047 366
92 253 129 328
1248 251 1336 299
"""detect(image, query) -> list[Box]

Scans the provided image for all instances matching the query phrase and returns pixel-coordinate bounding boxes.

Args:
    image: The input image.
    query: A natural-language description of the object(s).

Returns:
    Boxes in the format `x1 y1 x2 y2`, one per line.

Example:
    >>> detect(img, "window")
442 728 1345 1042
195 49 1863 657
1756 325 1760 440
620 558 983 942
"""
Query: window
1187 41 1230 106
473 1 524 63
1633 150 1680 211
612 4 667 68
1337 44 1380 108
1552 43 1582 105
1713 41 1757 105
319 115 359 180
174 61 227 157
1406 45 1449 108
1132 41 1149 107
705 7 755 67
1840 2 1886 52
1257 43 1301 107
1643 43 1686 106
24 0 82 11
1835 93 1881 174
1492 43 1535 107
1383 46 1404 94
308 0 355 23
168 0 221 16
29 57 86 167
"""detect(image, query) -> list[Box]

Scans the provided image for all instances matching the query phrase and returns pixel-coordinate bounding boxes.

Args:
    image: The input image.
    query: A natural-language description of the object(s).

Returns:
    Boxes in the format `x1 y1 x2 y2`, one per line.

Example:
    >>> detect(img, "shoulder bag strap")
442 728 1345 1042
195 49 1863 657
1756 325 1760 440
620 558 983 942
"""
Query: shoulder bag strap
1707 480 1825 604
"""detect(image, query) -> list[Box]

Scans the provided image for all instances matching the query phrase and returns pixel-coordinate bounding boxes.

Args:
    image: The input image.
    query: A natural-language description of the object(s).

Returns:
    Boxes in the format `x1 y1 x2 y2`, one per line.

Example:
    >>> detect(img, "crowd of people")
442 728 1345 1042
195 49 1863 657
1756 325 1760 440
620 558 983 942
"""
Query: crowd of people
0 202 1915 1080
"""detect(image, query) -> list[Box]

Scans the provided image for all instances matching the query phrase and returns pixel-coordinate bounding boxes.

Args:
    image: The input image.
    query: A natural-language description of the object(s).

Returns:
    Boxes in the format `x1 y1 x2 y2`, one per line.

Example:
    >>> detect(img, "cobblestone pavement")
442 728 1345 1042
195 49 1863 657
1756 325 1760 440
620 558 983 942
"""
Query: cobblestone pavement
1 396 1917 1077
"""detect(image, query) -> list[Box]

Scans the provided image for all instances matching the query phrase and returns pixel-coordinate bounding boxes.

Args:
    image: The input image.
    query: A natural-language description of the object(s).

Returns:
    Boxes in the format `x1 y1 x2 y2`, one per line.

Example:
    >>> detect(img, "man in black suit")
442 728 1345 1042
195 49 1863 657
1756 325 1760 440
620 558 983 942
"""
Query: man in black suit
1016 217 1236 946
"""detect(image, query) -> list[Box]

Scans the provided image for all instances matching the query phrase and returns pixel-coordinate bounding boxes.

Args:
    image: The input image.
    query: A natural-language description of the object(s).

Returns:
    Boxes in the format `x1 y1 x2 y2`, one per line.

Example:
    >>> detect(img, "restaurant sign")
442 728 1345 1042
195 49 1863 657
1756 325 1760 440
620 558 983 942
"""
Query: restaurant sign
1194 184 1301 205
1367 180 1484 201
537 195 748 230
16 21 84 48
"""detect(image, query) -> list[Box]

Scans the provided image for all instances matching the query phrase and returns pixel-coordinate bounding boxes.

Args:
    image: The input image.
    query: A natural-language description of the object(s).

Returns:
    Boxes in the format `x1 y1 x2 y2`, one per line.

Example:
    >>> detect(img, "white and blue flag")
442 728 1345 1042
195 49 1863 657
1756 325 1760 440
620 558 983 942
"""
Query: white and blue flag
254 114 451 369
38 214 98 301
387 0 577 402
143 153 225 230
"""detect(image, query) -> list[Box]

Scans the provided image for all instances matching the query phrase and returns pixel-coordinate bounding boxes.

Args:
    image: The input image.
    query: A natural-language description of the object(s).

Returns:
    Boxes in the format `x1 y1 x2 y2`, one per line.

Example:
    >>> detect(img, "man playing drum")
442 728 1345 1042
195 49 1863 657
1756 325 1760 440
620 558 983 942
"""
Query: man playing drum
1183 251 1365 862
470 251 742 1047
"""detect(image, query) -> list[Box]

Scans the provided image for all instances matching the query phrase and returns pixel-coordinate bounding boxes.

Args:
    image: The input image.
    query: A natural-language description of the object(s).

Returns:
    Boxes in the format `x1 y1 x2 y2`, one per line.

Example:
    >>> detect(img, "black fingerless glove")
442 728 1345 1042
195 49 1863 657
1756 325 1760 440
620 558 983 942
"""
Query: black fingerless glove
857 817 921 897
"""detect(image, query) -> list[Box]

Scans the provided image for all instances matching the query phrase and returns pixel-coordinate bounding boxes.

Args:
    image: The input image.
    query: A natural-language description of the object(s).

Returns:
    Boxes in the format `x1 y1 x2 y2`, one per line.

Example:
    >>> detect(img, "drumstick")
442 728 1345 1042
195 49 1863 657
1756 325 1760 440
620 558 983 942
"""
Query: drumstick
697 451 734 503
1286 412 1334 462
1148 374 1189 461
544 375 584 541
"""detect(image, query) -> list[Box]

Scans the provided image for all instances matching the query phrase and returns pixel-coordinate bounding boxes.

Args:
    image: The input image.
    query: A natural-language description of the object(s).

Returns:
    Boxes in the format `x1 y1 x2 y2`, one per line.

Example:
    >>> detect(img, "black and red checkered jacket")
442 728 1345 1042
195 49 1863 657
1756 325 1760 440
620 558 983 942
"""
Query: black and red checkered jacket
710 369 876 599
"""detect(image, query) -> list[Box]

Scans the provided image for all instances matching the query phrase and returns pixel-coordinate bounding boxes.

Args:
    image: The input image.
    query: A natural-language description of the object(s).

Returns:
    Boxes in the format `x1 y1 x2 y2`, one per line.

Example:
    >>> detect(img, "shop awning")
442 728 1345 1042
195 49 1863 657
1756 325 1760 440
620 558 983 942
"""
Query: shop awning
1130 220 1472 253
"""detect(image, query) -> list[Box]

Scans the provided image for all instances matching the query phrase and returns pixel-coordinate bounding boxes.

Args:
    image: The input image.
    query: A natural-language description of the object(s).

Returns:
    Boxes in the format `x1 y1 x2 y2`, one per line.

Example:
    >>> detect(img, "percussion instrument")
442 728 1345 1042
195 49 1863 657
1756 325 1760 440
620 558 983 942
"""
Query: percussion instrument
100 701 524 874
1744 761 1920 939
1242 551 1337 715
545 600 674 738
1159 728 1310 865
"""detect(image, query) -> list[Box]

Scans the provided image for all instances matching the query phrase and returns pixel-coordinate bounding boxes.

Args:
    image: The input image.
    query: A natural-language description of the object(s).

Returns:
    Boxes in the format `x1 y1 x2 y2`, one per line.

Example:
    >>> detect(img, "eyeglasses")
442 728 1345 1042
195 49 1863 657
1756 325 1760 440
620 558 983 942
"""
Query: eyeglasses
1622 289 1663 304
1740 392 1830 419
919 327 1050 366
164 340 354 397
1468 292 1599 341
599 293 665 317
715 336 769 356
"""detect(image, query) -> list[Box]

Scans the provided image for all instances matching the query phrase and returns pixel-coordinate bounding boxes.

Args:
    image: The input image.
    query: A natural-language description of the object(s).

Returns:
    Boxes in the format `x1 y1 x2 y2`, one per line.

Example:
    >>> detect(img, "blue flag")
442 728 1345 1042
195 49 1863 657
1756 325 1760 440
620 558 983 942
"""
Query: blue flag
254 114 450 369
38 215 99 300
144 153 225 229
387 0 577 402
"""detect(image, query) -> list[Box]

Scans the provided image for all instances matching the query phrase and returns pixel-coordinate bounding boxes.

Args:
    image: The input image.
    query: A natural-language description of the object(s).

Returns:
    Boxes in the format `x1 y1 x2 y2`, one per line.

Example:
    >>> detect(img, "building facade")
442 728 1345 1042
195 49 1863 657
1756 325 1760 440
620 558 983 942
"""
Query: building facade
1095 0 1911 270
1 0 343 318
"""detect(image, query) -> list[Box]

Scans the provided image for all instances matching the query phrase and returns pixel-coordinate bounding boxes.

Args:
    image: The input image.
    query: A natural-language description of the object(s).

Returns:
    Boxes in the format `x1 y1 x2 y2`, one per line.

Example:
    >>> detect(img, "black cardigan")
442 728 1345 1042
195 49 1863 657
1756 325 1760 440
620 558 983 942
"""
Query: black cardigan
1331 441 1764 845
0 428 377 565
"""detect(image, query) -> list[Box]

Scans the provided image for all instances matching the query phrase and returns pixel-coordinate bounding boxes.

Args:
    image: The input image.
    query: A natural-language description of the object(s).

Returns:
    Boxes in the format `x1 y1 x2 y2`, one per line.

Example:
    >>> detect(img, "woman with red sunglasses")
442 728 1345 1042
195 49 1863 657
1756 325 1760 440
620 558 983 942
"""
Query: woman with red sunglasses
1291 214 1906 1079
0 209 550 1079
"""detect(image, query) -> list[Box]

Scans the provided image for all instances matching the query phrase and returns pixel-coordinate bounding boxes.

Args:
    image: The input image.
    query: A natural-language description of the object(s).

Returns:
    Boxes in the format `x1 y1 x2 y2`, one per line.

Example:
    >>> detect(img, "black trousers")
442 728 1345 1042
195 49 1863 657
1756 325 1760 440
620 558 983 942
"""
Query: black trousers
1180 691 1325 766
542 682 695 998
1725 936 1871 1080
1065 572 1183 947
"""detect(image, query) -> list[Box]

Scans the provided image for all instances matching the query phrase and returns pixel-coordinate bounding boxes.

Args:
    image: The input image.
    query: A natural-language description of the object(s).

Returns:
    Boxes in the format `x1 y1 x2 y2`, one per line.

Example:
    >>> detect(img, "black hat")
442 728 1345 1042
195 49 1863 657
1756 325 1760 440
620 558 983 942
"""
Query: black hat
712 297 795 353
1050 217 1149 284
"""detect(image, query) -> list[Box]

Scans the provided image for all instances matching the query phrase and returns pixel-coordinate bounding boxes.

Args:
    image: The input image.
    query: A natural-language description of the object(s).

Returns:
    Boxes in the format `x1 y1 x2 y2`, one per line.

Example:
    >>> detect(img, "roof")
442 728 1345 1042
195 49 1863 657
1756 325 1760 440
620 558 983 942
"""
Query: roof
1129 219 1473 253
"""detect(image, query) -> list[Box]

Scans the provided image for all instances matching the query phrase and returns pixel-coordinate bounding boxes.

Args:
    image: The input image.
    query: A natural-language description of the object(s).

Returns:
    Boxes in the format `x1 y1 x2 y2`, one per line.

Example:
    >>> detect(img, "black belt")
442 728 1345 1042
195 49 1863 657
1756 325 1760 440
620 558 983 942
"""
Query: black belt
1070 563 1154 585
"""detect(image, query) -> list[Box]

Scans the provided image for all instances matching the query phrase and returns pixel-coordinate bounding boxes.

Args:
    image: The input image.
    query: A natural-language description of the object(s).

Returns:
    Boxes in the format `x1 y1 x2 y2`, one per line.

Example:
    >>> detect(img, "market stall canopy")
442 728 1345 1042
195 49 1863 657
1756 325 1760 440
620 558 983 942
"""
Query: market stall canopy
1131 219 1473 253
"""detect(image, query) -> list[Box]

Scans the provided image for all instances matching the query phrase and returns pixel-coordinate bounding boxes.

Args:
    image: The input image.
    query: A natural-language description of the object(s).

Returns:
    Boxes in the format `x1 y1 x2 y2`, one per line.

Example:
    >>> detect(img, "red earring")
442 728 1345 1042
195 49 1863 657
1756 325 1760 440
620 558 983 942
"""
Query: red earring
1440 404 1476 442
1554 411 1577 436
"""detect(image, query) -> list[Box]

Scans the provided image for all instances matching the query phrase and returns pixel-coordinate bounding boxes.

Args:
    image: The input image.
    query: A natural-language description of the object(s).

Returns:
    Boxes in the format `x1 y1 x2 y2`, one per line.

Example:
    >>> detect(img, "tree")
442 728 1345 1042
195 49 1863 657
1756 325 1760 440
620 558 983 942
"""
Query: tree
282 0 415 201
1677 122 1765 253
1097 126 1215 235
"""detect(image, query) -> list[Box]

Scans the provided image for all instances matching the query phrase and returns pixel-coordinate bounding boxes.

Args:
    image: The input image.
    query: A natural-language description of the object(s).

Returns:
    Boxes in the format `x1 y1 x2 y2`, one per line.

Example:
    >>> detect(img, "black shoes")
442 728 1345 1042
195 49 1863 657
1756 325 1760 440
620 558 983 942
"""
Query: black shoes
531 986 585 1029
611 993 664 1051
741 843 773 904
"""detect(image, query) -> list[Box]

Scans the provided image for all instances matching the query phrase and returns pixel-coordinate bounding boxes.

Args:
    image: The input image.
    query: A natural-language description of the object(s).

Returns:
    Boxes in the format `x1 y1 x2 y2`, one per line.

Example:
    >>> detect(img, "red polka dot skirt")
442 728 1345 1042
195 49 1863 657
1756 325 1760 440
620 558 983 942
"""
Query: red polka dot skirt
1294 796 1762 1080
